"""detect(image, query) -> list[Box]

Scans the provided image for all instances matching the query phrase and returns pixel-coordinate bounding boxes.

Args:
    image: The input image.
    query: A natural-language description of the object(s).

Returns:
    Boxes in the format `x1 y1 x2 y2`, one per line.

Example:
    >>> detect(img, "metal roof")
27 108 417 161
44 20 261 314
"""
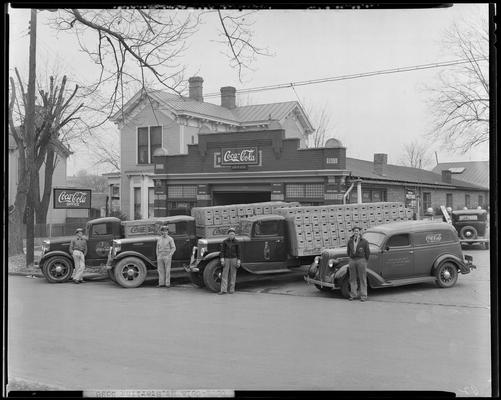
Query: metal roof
347 157 487 190
432 161 489 189
111 89 314 132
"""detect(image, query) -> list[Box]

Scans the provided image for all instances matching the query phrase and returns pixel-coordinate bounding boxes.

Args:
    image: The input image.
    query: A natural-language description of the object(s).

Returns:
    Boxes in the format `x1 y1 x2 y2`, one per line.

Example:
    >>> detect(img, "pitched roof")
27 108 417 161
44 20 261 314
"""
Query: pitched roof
111 90 314 132
347 157 488 190
432 161 489 189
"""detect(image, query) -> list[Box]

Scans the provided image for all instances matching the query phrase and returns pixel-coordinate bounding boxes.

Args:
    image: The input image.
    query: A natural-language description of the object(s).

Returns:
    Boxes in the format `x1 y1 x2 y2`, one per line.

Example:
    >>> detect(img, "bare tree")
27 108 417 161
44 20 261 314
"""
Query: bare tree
301 100 336 148
427 16 489 153
9 69 83 259
49 9 271 125
398 140 434 170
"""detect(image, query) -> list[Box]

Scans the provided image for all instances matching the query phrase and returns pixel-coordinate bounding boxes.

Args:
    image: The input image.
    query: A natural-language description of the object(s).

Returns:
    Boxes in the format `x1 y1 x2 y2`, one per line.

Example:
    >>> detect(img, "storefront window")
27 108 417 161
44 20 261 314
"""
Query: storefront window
167 185 198 199
465 194 470 209
134 187 141 219
148 187 155 218
478 195 483 208
286 184 323 199
446 193 453 209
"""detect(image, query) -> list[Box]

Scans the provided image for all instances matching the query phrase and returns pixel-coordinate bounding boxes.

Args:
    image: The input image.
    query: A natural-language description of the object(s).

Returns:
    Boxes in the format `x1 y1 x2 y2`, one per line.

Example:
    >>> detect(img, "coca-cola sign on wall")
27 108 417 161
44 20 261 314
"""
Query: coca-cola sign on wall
220 147 259 166
53 188 92 209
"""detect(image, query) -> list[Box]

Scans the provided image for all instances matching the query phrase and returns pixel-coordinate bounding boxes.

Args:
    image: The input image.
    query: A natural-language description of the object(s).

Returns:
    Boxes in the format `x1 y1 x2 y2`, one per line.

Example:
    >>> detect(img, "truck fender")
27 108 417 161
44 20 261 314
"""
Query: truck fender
432 254 467 275
39 251 73 268
334 262 384 288
111 251 156 269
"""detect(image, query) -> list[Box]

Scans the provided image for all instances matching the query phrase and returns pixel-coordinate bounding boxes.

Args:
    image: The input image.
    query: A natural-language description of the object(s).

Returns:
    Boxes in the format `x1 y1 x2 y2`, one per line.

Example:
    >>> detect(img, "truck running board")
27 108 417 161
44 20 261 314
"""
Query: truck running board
381 276 436 287
249 269 293 275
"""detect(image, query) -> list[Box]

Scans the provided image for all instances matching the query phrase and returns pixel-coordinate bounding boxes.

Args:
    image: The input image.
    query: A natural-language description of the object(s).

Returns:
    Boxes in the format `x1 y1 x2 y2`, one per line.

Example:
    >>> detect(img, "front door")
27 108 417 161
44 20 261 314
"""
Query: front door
381 233 414 280
86 222 114 264
243 220 288 273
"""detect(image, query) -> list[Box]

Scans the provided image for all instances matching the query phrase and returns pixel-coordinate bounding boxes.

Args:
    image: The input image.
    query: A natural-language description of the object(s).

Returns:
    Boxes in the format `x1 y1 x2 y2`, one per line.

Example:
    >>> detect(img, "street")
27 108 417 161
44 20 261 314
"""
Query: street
7 248 492 395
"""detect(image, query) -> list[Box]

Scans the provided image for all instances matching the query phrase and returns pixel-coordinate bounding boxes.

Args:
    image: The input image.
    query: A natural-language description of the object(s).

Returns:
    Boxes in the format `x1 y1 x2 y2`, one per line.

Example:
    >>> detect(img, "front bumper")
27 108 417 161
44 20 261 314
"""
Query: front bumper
304 275 339 289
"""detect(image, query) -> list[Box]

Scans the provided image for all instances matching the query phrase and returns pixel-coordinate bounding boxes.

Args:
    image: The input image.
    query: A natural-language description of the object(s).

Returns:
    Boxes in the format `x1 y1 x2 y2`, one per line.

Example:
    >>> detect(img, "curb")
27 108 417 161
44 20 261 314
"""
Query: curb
8 271 109 281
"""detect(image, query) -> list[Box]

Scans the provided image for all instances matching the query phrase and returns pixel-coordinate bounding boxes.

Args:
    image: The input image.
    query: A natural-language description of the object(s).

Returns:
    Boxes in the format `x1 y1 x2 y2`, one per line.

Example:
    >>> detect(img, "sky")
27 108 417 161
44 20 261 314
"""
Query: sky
8 4 490 176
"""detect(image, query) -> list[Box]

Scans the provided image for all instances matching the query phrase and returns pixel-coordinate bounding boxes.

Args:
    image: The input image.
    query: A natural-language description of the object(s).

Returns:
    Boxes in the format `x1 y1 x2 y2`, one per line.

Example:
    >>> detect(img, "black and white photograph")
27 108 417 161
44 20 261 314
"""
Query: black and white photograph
5 3 496 397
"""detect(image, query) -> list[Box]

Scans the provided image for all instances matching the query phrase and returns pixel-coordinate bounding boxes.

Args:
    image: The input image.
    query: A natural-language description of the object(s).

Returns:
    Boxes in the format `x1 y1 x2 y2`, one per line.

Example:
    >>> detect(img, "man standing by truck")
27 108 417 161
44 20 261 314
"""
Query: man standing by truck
156 226 176 288
219 228 241 294
347 226 370 301
69 228 87 284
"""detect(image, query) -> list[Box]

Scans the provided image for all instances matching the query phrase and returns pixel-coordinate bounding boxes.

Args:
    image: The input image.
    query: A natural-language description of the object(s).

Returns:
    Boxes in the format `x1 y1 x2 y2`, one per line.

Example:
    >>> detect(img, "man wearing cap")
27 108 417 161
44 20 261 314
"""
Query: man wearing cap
69 228 87 283
219 228 241 294
346 226 370 301
156 225 176 288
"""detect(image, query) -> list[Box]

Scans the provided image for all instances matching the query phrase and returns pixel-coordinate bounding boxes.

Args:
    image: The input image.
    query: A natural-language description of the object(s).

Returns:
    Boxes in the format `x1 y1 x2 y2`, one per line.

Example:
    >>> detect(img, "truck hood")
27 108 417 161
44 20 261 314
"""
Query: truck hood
198 235 250 246
321 244 381 259
114 235 158 244
45 236 75 245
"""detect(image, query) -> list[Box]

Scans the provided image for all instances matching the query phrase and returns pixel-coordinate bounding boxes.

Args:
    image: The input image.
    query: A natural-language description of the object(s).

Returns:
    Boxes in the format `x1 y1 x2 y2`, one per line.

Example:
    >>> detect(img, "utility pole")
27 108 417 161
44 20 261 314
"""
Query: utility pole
25 8 37 266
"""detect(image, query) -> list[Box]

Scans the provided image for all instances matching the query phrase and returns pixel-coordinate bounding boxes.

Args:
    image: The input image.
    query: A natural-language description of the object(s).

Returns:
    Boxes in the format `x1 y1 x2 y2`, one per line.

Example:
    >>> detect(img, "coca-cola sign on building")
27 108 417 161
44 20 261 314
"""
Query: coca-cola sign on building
220 147 259 166
53 188 92 209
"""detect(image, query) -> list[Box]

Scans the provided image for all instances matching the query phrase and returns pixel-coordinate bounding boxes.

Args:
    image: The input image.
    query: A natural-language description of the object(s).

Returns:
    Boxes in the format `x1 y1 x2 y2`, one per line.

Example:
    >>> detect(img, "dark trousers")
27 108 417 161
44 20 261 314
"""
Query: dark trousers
348 257 368 299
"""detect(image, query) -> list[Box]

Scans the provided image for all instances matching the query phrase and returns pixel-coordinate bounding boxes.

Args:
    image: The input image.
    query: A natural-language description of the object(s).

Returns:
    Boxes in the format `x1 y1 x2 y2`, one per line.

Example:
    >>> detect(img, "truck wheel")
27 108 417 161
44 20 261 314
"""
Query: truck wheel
114 257 147 288
340 276 351 299
42 256 74 283
203 259 222 293
189 271 205 288
435 261 458 288
460 226 478 240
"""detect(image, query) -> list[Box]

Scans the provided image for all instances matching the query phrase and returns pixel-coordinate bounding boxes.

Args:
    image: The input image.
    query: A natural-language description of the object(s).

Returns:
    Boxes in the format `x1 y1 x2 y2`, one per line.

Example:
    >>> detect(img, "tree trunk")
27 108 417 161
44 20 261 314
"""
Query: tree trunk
35 147 57 227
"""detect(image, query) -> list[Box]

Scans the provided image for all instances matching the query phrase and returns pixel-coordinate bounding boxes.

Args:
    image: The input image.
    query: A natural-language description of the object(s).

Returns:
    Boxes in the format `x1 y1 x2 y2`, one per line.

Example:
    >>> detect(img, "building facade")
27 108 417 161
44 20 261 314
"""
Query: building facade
109 76 314 220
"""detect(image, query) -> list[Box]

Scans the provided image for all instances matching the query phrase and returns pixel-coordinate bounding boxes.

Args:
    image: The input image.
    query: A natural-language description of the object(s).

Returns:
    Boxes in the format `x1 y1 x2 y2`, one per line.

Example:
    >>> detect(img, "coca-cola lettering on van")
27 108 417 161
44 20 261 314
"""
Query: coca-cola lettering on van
53 188 92 209
220 147 259 166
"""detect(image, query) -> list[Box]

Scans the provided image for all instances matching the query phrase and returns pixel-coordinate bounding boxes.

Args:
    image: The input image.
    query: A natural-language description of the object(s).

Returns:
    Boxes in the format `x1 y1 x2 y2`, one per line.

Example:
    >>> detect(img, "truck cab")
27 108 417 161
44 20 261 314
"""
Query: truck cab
189 215 314 292
108 216 197 288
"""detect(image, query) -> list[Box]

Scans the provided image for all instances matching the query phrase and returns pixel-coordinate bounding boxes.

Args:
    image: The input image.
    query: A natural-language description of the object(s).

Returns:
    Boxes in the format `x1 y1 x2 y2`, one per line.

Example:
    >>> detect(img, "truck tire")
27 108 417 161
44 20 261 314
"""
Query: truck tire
203 259 223 293
42 256 74 283
459 225 478 240
189 271 205 288
435 261 458 288
113 257 147 288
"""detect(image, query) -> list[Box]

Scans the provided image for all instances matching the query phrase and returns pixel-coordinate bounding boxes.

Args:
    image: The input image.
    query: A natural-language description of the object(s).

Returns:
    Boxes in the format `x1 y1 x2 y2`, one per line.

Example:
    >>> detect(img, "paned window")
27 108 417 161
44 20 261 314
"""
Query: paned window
137 126 162 164
134 187 141 219
446 193 453 209
168 186 198 199
286 184 323 199
423 192 431 210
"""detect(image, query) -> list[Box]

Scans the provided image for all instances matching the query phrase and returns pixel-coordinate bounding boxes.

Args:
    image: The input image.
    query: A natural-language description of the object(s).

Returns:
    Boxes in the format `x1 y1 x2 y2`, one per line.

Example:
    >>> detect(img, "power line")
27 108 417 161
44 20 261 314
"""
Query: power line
203 58 488 98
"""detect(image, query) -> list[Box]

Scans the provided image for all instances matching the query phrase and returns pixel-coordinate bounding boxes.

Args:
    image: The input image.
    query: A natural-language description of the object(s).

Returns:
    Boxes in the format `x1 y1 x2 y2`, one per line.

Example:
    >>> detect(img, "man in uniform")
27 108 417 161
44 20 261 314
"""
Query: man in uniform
346 226 370 301
69 228 87 283
219 228 241 294
156 225 176 288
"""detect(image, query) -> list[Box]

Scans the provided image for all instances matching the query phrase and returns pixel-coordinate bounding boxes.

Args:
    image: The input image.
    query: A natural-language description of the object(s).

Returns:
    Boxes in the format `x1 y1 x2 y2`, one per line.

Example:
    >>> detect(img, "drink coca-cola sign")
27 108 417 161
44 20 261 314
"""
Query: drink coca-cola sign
53 188 91 209
220 147 259 166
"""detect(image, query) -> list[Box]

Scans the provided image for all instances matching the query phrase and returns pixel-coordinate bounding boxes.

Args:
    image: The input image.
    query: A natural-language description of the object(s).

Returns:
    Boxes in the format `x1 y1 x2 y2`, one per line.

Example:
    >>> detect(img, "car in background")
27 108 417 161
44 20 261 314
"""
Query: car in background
450 209 489 249
304 220 475 298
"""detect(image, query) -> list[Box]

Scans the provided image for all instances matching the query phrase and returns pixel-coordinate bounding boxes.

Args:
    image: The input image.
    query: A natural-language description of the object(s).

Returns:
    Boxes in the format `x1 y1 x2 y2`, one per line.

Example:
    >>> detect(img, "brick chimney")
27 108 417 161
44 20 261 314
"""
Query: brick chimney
441 170 452 184
373 153 388 176
188 76 204 102
220 86 236 109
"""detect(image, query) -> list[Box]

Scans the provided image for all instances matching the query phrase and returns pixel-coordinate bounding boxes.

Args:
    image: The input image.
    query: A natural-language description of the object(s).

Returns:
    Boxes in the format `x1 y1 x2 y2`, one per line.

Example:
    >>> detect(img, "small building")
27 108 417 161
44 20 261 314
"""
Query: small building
432 161 489 208
347 154 489 216
109 76 314 220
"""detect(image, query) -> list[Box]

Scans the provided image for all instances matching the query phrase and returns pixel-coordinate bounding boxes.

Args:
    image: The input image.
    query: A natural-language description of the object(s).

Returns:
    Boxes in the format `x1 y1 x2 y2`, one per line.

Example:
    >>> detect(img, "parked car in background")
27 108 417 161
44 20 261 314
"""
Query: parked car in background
450 209 489 249
305 220 475 298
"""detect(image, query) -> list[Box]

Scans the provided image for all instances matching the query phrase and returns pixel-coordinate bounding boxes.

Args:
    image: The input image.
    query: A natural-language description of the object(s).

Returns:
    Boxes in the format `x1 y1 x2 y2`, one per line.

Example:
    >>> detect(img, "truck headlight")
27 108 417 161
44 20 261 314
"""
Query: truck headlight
41 240 50 254
328 259 339 268
112 241 121 256
314 256 320 265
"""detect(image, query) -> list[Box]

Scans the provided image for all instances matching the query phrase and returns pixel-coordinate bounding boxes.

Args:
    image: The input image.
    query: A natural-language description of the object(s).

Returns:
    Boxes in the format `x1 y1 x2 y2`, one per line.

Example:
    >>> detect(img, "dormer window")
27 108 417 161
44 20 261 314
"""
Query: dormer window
137 126 162 164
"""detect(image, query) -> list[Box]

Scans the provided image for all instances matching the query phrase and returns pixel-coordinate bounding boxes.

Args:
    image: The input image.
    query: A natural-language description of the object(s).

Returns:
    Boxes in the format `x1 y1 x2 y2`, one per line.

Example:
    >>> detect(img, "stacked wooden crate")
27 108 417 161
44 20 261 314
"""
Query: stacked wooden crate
191 201 300 238
122 218 178 238
275 202 413 256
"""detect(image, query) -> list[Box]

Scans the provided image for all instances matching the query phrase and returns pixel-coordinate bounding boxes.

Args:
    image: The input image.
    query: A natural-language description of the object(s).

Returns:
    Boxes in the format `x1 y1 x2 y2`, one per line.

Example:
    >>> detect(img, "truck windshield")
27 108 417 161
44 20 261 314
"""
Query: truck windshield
362 231 386 247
